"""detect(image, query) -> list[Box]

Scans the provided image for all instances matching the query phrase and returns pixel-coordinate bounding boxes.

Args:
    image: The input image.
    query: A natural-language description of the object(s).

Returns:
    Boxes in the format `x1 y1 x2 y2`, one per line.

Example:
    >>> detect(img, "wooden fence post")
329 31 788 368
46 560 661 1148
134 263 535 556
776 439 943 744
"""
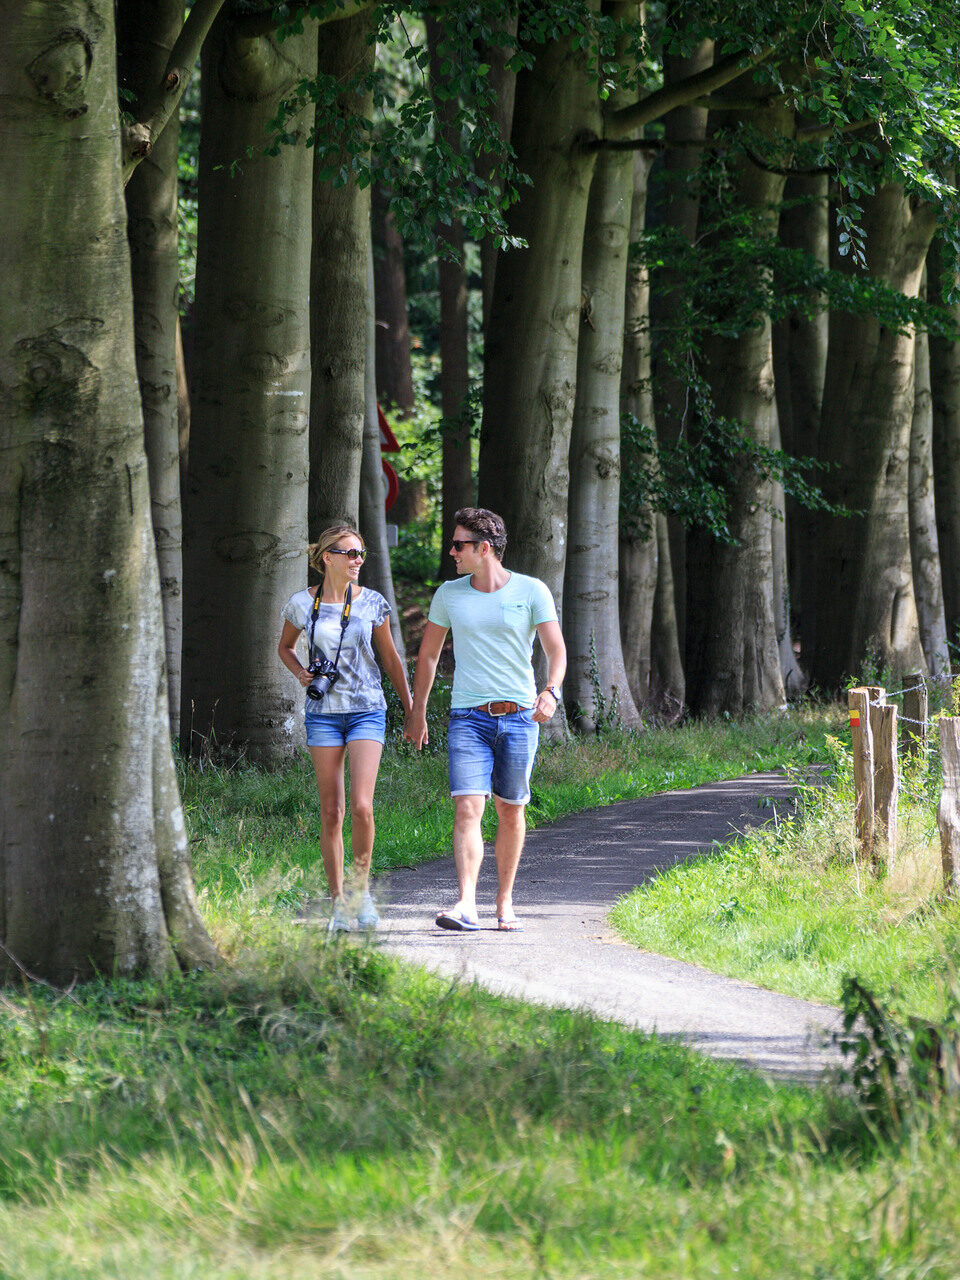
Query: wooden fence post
938 718 960 896
848 687 874 864
871 703 898 873
901 673 928 762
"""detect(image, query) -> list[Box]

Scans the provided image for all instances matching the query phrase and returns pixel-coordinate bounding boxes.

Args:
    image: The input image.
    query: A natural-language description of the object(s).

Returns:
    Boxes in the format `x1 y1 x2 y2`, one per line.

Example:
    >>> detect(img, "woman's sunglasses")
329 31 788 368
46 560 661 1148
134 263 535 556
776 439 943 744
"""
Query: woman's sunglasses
328 547 367 561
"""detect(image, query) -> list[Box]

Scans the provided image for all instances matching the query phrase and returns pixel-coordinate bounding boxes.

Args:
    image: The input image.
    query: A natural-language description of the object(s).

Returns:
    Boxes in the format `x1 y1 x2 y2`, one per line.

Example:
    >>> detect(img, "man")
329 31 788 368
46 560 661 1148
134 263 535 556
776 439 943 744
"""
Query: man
404 508 566 931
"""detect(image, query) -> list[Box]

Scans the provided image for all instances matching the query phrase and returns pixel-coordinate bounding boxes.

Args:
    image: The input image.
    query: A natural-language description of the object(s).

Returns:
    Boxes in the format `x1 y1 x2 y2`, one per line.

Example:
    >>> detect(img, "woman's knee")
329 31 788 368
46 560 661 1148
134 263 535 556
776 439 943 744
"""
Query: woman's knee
351 797 374 827
320 800 346 829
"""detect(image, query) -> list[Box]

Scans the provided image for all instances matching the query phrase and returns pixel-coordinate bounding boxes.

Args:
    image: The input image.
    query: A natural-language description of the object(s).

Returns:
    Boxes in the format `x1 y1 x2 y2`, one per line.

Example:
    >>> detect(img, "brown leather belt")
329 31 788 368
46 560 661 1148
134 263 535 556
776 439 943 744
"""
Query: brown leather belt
474 701 528 716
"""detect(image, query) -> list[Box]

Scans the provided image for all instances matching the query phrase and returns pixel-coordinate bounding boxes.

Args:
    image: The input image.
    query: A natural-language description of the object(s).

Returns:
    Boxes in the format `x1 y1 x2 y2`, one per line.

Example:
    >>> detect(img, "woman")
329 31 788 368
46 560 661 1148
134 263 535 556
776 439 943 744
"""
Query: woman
278 525 412 932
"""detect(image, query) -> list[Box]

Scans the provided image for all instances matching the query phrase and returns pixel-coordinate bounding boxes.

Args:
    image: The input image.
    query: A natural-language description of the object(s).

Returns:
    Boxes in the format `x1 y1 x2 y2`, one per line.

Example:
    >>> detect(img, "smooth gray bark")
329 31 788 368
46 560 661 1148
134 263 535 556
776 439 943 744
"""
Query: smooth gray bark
118 0 184 740
181 15 315 762
909 278 949 675
770 414 806 697
478 9 601 618
685 100 791 716
428 15 474 580
929 234 960 649
565 76 641 731
371 182 415 413
360 236 405 659
812 185 935 687
772 171 828 657
1 2 215 981
309 11 375 533
619 149 685 716
477 13 518 334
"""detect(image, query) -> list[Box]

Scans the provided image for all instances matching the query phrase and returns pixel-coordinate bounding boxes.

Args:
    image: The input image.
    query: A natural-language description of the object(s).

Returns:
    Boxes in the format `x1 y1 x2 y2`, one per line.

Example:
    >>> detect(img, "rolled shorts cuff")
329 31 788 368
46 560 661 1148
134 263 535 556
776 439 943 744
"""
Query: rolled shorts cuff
447 707 539 806
305 708 386 747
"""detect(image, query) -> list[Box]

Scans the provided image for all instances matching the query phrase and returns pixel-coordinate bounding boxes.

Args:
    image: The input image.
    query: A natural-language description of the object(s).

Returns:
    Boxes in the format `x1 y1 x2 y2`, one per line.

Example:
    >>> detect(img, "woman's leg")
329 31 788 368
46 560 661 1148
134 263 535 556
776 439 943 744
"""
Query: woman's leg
346 737 383 889
309 744 347 899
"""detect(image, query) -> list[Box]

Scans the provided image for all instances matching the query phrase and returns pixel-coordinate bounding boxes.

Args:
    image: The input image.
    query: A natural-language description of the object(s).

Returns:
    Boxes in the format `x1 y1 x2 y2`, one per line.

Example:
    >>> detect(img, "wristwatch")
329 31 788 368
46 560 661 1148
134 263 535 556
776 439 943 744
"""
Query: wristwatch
544 685 562 702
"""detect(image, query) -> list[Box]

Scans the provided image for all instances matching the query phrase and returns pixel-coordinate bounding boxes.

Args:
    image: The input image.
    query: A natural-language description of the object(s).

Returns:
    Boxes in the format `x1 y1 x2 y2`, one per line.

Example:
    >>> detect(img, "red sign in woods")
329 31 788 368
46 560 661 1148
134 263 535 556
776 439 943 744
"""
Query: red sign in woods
378 405 400 512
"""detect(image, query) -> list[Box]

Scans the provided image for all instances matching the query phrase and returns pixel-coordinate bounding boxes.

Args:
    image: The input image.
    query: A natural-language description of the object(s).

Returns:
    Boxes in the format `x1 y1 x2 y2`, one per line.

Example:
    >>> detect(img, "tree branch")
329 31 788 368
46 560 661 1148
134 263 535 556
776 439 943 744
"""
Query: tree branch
233 0 376 38
122 0 228 184
602 44 778 139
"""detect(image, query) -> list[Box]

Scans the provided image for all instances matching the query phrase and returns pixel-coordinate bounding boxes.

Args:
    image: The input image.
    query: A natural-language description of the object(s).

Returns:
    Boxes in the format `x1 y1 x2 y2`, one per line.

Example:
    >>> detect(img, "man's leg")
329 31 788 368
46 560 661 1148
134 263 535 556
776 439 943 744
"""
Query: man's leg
449 793 487 922
492 796 525 923
490 710 539 926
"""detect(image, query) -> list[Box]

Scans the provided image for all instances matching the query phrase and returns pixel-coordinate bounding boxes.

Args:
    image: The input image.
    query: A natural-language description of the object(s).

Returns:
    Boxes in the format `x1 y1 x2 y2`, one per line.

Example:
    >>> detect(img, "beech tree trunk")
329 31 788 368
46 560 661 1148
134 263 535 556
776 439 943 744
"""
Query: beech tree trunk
428 15 474 580
619 150 685 716
772 171 828 657
652 31 713 656
564 17 642 732
181 15 315 761
770 414 806 697
477 14 518 334
909 278 949 675
685 102 791 717
930 234 960 650
478 9 601 617
360 238 405 659
371 181 415 413
309 11 375 533
118 0 184 741
811 186 936 687
1 3 216 981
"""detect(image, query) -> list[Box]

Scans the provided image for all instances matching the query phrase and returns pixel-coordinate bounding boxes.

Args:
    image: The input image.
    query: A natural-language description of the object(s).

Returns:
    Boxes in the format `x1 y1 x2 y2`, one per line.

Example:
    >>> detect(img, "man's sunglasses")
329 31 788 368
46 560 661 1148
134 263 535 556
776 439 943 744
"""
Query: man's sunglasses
450 539 481 552
328 547 367 561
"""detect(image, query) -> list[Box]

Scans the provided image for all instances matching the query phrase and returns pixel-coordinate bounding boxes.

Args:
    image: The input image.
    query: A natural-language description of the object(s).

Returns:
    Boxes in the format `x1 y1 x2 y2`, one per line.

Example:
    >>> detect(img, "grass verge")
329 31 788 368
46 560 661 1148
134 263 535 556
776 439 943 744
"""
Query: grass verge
611 729 960 1021
2 923 959 1279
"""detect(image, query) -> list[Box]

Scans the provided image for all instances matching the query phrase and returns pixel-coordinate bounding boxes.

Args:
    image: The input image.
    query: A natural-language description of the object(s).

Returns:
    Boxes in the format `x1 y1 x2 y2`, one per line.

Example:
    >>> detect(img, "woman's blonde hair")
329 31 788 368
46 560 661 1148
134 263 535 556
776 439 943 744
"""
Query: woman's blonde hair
308 524 365 577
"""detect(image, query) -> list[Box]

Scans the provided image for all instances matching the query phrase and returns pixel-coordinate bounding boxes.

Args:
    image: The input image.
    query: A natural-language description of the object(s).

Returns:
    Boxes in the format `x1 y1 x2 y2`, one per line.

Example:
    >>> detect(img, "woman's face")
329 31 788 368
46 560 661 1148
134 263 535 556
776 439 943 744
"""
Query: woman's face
325 533 366 583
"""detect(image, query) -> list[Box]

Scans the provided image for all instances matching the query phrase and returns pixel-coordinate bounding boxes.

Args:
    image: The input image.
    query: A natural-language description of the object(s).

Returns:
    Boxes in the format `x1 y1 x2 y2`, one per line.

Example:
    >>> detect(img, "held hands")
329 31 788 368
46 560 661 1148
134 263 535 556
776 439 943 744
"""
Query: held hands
403 710 429 749
532 689 559 724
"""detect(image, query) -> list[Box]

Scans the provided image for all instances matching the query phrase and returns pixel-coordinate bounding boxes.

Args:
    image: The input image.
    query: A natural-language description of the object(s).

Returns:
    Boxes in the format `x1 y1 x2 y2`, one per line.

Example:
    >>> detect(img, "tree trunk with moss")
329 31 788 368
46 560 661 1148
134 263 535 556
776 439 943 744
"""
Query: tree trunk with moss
118 0 185 740
309 11 375 534
0 3 216 982
372 181 414 413
811 186 935 687
180 14 315 762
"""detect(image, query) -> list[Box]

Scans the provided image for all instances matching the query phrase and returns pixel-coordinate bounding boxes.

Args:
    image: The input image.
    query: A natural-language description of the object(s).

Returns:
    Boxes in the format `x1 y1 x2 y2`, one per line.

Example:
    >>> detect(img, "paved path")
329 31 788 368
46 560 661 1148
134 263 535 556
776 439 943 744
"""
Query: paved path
371 773 842 1084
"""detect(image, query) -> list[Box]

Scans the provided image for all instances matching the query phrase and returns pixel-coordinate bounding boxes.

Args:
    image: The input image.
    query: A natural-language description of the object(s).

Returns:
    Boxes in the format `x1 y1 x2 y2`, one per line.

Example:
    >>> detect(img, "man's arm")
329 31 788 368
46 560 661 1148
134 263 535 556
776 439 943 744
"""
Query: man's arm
532 620 566 723
404 620 448 748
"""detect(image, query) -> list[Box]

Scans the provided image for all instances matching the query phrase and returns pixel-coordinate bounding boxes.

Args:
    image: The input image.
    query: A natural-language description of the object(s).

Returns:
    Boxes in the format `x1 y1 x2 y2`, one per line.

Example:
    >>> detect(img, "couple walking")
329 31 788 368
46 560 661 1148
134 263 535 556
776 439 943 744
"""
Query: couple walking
278 507 566 934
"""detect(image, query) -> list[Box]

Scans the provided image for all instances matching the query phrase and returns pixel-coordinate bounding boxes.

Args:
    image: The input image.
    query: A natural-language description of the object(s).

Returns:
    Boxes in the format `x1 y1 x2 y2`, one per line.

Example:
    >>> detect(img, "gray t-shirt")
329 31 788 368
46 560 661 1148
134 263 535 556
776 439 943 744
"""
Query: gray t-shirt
281 586 390 714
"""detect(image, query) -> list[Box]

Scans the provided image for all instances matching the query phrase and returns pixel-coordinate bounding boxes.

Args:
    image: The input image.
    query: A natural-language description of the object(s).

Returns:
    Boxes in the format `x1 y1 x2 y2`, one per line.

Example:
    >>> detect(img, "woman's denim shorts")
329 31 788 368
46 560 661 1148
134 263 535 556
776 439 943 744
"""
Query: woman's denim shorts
305 708 386 747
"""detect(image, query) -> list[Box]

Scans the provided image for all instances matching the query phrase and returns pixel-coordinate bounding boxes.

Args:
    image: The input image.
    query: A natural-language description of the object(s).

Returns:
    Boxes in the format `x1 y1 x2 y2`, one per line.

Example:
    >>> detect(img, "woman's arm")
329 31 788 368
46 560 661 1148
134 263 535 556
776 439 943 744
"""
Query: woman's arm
372 617 413 714
278 619 313 690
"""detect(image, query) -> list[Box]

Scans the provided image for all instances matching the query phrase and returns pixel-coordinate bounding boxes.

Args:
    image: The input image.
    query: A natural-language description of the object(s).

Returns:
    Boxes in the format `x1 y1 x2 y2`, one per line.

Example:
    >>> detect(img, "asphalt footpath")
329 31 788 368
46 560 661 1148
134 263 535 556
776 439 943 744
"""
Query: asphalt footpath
367 772 843 1084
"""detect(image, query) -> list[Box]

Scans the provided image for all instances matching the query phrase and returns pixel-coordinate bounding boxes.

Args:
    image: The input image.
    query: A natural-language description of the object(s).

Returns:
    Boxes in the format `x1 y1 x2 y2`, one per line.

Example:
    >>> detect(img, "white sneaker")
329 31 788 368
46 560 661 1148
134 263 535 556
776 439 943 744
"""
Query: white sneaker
328 899 352 934
356 890 379 931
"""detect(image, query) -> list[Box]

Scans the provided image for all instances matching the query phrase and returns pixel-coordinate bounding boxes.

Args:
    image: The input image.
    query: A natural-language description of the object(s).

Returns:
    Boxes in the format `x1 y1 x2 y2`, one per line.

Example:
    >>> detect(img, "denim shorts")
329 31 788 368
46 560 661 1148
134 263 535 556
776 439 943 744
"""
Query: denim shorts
448 707 540 805
305 708 386 747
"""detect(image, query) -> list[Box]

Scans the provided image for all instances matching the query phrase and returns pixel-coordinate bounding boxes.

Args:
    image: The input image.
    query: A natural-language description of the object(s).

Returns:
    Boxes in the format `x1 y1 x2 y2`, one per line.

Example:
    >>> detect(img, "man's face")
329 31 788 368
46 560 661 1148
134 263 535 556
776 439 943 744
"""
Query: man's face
450 525 485 575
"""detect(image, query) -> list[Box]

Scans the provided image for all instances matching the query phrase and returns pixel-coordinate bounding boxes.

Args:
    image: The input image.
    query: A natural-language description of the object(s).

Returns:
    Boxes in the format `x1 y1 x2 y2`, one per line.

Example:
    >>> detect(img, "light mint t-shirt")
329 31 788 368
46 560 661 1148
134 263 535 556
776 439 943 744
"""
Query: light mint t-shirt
428 572 558 709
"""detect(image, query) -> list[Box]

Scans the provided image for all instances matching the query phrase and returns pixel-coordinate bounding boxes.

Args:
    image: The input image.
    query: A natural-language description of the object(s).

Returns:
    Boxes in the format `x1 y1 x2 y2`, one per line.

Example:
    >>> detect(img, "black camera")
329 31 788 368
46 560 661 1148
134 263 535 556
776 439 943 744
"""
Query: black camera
305 655 340 703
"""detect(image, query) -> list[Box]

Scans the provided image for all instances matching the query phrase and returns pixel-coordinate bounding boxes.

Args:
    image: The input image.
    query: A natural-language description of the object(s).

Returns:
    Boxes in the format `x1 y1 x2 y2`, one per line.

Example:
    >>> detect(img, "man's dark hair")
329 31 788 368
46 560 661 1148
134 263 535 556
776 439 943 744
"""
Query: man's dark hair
454 507 507 560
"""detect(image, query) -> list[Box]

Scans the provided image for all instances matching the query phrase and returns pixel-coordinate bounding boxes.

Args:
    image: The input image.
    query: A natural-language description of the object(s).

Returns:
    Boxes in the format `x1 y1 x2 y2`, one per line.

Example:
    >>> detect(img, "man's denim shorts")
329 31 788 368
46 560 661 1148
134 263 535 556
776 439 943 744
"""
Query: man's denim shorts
305 708 386 747
448 707 540 805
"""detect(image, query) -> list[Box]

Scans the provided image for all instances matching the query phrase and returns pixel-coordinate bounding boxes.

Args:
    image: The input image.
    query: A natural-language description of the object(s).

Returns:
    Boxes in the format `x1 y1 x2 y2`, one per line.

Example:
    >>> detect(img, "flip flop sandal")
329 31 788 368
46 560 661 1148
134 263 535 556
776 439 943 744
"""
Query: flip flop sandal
497 916 524 932
436 909 480 932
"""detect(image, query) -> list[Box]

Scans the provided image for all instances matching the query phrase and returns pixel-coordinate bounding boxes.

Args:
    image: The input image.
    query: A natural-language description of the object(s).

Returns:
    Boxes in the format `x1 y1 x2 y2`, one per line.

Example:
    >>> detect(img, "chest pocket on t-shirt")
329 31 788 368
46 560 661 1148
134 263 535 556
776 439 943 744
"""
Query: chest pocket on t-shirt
501 602 528 628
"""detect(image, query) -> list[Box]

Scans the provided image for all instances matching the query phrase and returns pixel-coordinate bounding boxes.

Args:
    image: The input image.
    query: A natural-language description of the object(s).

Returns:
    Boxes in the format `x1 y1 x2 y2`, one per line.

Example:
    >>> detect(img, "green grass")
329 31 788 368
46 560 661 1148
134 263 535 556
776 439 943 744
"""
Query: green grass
611 731 960 1022
180 702 838 922
2 924 959 1279
4 707 960 1275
